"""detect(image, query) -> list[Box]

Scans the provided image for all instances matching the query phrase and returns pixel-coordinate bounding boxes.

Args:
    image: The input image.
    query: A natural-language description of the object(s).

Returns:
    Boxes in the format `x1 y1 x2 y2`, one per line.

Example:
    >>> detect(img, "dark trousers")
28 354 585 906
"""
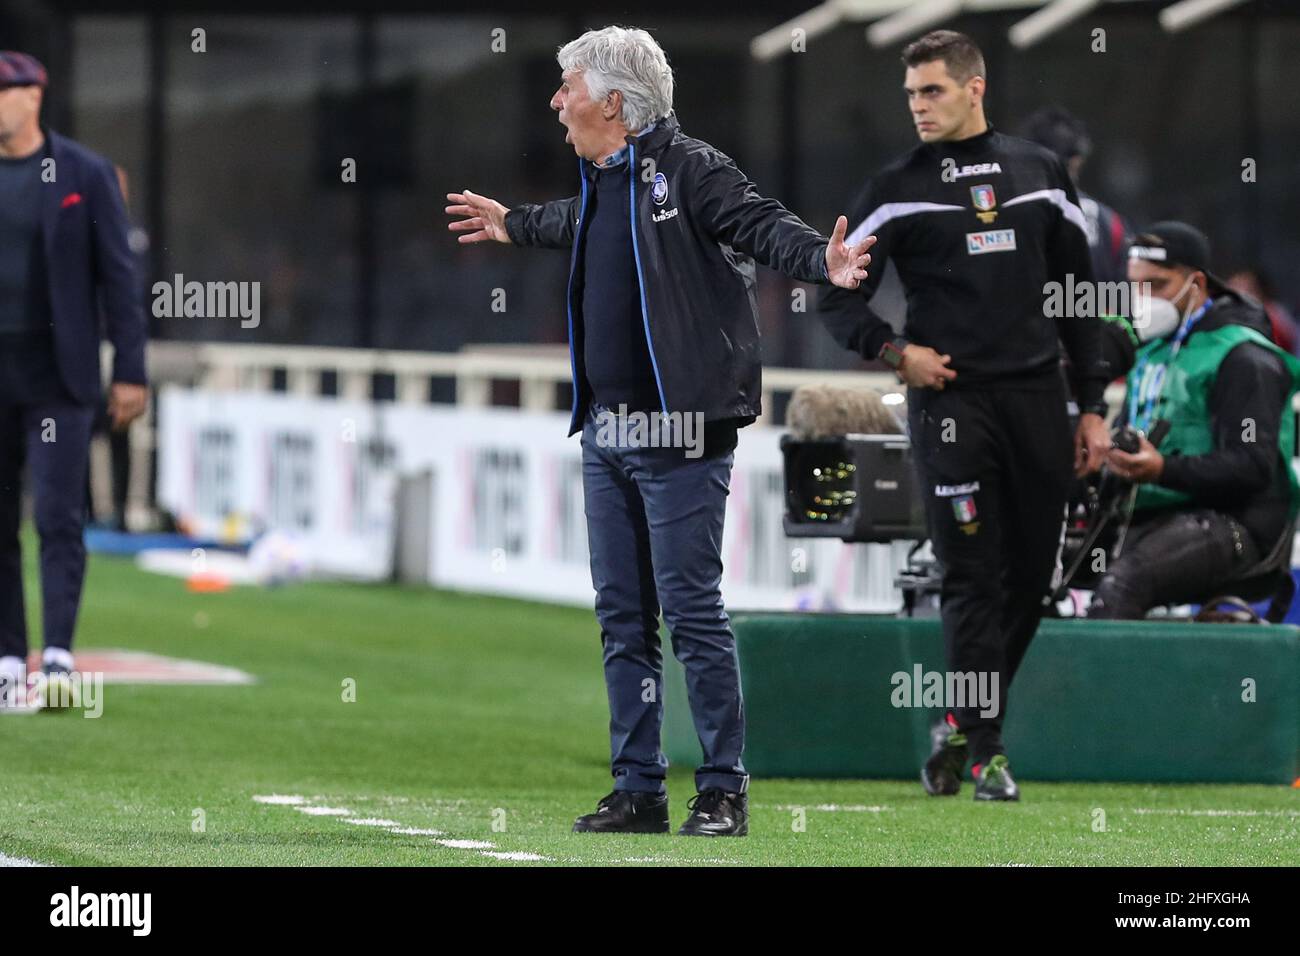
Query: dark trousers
90 403 132 530
580 404 747 795
0 334 96 659
908 383 1073 764
1090 510 1262 619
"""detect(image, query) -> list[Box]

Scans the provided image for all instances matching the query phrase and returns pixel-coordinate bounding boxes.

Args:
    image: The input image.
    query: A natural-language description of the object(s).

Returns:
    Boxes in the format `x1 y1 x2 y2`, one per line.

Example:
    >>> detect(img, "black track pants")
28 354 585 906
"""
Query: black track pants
907 381 1073 764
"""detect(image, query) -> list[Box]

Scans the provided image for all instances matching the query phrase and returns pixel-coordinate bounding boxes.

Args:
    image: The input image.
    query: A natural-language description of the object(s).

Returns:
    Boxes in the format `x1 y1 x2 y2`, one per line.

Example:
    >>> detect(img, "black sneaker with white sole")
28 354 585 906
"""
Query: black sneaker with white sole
572 790 669 834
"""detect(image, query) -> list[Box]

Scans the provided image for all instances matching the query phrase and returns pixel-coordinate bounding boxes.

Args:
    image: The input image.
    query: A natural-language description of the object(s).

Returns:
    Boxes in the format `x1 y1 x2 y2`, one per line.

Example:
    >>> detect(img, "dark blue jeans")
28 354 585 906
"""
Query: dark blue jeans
580 403 747 795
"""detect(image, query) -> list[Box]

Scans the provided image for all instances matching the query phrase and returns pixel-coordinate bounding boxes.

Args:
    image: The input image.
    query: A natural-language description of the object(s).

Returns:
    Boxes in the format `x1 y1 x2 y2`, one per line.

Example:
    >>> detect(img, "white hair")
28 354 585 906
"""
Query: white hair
557 26 674 132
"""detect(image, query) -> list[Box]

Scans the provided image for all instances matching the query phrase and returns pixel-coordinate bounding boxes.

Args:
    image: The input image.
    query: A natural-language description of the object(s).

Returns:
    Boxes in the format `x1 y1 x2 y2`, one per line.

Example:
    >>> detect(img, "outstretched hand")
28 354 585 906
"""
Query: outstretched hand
825 216 877 289
446 189 511 244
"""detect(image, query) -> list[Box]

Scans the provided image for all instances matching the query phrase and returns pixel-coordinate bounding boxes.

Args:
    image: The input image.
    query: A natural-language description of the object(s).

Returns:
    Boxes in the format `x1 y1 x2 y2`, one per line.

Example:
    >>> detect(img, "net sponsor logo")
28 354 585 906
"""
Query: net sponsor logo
966 229 1017 255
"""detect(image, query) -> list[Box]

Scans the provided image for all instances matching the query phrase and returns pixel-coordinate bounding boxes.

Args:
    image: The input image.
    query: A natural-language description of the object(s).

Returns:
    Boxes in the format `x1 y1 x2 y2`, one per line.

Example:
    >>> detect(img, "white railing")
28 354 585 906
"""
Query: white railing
177 341 1141 413
111 340 1139 528
184 341 905 421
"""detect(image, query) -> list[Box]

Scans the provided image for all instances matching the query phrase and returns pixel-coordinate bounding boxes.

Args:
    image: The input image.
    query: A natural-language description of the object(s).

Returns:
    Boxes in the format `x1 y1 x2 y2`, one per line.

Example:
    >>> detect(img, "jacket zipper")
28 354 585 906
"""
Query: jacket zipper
565 159 590 425
626 142 670 415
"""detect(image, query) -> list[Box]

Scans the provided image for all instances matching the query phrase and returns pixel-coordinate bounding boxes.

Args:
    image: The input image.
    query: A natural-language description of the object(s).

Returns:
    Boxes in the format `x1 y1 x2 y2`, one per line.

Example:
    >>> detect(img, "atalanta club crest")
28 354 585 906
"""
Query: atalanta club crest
651 172 669 205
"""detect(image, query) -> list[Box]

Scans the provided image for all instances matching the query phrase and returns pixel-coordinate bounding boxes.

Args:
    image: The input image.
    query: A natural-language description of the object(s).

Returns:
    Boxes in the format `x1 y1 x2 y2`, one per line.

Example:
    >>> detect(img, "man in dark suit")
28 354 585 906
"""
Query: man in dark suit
0 51 147 706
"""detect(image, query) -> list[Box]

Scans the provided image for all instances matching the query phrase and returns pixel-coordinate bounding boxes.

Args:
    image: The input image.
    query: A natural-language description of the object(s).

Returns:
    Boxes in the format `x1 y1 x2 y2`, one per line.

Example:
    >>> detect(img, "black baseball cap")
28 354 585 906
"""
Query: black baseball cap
1127 221 1228 293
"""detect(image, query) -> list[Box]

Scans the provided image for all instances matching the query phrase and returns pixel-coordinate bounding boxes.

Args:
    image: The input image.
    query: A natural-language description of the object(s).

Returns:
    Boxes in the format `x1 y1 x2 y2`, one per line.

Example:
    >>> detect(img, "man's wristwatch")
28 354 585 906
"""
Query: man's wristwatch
878 338 908 371
1080 400 1108 418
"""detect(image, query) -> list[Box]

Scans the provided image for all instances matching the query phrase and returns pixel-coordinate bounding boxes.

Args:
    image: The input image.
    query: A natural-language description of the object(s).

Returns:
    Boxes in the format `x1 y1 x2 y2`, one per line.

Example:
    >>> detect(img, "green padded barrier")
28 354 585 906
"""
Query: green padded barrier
663 614 1300 784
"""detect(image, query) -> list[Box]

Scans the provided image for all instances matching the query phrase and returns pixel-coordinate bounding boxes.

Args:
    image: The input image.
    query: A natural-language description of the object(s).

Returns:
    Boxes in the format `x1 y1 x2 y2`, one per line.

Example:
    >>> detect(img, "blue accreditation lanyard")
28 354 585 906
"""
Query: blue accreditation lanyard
1128 298 1213 433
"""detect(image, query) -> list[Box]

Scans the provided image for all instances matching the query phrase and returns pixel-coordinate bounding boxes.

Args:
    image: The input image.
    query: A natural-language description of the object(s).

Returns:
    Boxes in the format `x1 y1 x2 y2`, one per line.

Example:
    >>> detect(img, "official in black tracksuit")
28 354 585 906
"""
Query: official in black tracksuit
818 31 1111 800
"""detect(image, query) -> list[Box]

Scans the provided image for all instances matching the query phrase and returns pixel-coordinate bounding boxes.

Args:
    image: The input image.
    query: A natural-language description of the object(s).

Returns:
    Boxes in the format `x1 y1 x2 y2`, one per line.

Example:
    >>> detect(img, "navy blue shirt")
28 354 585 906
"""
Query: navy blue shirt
0 149 52 335
578 129 739 459
579 132 743 463
580 160 662 413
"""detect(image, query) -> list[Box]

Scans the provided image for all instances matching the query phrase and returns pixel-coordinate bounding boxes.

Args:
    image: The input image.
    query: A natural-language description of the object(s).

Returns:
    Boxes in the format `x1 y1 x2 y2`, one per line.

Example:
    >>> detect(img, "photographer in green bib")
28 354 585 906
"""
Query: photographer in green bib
1089 222 1300 619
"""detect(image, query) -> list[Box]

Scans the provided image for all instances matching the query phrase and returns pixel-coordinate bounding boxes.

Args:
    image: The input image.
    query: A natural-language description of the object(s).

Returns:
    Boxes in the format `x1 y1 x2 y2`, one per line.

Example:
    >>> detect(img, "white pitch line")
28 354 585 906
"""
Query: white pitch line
765 803 891 813
0 851 45 867
253 796 560 864
619 856 739 865
342 818 403 827
1132 808 1300 818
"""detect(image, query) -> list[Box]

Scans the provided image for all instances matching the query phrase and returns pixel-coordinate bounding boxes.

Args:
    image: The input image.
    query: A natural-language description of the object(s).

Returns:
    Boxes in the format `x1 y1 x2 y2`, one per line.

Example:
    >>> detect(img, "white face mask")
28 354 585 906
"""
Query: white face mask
1130 273 1196 342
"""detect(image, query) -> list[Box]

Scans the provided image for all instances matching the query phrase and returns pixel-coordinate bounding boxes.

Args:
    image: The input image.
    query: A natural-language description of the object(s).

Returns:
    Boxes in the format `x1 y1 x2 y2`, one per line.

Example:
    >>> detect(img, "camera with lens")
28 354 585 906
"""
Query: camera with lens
1106 419 1170 482
1111 424 1143 456
1053 418 1171 599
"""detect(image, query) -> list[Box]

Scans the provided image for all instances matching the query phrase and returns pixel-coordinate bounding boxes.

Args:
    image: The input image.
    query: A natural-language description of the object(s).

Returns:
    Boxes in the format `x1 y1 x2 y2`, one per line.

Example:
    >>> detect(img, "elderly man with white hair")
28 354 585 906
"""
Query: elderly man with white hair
447 25 875 837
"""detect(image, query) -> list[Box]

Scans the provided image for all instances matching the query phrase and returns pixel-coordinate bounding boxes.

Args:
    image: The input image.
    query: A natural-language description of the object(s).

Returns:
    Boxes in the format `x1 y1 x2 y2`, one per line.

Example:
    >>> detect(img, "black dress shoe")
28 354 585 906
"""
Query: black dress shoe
921 715 968 796
677 788 748 837
973 755 1020 801
572 790 670 834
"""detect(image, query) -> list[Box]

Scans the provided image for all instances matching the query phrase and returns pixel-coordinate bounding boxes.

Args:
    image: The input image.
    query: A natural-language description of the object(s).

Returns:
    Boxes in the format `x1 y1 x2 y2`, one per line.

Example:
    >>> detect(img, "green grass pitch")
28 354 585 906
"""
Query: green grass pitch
0 545 1296 866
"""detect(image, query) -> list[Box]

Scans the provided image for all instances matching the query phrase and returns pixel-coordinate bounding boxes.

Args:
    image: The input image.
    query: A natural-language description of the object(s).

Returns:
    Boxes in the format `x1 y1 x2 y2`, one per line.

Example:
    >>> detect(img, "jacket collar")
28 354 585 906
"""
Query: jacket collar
1196 289 1273 340
38 126 69 263
925 121 996 157
582 114 679 178
624 112 679 154
29 125 67 165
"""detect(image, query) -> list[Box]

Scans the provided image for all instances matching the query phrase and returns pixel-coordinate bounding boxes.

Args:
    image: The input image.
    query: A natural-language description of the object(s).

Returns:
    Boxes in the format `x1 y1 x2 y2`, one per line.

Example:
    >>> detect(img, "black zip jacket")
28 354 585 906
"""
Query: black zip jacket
504 113 831 436
817 126 1108 408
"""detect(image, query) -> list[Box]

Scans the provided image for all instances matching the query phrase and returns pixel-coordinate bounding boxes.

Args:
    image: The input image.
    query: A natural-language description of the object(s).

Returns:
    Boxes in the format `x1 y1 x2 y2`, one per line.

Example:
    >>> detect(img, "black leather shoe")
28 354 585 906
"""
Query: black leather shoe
921 716 968 796
677 788 748 837
572 790 670 834
973 754 1020 801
